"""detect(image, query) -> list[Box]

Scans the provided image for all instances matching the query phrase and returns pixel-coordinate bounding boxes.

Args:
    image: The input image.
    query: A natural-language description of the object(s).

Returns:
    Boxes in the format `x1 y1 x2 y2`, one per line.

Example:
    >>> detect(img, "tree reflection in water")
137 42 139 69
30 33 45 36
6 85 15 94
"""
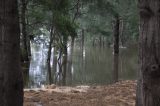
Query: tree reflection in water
25 42 137 88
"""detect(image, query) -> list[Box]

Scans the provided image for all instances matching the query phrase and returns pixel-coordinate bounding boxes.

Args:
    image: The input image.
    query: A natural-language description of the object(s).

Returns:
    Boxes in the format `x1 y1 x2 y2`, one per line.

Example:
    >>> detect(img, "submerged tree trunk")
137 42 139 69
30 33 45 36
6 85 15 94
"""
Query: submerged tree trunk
136 0 160 106
56 49 63 85
47 61 52 85
99 36 102 47
62 36 68 86
0 0 23 105
102 36 105 47
47 25 54 85
92 38 95 46
67 36 75 85
53 47 57 83
112 15 120 83
23 68 29 88
62 53 67 86
81 29 84 59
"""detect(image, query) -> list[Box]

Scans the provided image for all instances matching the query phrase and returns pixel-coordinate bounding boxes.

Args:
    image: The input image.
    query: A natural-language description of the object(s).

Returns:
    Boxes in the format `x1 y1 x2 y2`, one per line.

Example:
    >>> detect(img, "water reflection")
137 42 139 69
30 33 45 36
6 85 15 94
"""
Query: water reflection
25 42 138 88
28 43 48 88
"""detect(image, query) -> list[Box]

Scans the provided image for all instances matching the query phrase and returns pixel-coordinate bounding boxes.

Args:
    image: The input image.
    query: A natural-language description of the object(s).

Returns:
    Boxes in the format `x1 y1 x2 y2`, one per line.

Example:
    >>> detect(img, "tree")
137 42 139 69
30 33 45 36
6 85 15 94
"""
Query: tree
136 0 160 105
0 0 23 106
112 14 120 83
20 0 31 62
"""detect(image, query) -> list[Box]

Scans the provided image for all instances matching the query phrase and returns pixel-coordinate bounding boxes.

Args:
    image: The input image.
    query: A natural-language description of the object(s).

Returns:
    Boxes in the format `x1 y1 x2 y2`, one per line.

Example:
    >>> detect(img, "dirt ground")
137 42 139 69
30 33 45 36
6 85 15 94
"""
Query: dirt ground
24 80 136 106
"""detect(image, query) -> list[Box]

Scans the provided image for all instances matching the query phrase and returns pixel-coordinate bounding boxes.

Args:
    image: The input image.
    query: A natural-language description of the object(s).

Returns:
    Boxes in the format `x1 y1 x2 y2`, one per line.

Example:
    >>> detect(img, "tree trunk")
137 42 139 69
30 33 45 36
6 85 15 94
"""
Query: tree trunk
112 15 120 83
62 36 68 86
23 69 29 88
0 0 23 105
102 36 105 47
67 36 75 85
92 38 95 46
99 36 102 47
136 70 143 106
47 25 54 85
81 29 84 59
53 47 57 83
136 0 160 105
120 19 124 47
62 53 67 86
21 0 30 62
57 49 63 85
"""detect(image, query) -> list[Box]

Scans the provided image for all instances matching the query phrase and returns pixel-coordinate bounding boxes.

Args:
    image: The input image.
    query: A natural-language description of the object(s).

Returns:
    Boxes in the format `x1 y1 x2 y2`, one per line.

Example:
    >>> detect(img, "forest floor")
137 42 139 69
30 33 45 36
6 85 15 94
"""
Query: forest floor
24 80 136 106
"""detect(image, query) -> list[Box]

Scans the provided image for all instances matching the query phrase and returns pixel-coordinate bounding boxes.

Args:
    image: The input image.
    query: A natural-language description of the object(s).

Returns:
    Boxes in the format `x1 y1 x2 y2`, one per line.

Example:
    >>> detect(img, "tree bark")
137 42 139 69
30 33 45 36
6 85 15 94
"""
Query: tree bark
136 0 160 105
0 0 23 105
112 15 120 83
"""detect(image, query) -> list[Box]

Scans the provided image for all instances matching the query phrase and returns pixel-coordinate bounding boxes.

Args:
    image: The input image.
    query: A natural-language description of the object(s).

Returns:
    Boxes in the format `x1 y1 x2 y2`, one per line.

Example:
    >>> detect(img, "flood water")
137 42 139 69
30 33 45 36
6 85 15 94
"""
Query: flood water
24 42 138 88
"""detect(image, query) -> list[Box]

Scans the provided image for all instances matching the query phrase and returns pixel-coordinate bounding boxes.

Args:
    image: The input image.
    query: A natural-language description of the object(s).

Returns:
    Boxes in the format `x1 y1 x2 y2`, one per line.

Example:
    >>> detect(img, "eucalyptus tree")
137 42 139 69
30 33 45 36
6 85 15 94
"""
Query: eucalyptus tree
0 0 23 105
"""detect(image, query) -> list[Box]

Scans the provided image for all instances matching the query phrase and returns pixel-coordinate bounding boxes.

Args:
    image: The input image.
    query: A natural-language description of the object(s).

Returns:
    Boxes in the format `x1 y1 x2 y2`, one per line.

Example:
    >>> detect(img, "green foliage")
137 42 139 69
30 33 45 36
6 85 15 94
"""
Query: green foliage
99 30 110 37
54 13 77 37
25 0 139 46
26 0 78 39
79 0 139 44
